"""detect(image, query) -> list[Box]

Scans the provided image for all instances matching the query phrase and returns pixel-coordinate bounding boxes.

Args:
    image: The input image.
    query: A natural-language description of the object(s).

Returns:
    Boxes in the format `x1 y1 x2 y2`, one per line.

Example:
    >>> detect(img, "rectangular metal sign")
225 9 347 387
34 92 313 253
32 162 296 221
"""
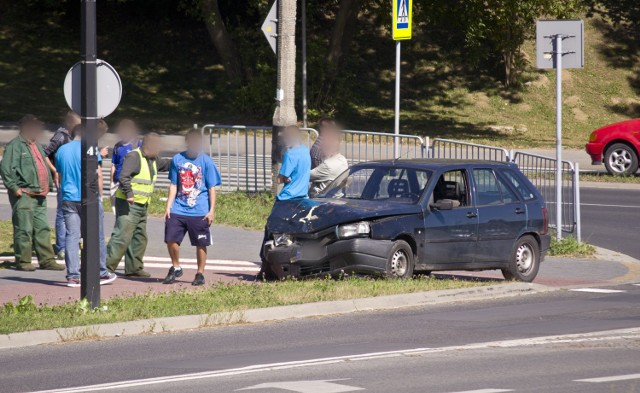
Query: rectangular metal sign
536 20 584 69
392 0 412 40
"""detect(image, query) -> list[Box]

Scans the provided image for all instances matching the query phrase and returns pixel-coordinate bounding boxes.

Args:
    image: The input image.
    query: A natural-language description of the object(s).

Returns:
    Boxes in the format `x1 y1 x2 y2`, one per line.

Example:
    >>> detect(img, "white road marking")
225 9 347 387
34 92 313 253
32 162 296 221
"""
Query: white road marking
237 379 363 392
444 390 513 393
575 373 640 383
26 327 640 393
581 203 640 209
569 288 626 294
143 256 258 266
0 256 260 272
633 284 640 287
143 262 259 272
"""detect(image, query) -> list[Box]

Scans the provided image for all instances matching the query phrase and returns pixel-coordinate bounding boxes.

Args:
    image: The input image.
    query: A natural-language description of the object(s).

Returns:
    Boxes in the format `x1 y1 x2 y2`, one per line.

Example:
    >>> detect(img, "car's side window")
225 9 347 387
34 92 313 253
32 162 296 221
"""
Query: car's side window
472 169 503 206
502 170 535 201
496 175 520 204
433 169 468 208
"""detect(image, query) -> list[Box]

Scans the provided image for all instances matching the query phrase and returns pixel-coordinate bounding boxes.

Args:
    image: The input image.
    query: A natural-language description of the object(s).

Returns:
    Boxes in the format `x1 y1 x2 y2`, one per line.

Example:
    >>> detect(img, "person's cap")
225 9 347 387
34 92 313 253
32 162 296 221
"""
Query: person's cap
18 114 43 127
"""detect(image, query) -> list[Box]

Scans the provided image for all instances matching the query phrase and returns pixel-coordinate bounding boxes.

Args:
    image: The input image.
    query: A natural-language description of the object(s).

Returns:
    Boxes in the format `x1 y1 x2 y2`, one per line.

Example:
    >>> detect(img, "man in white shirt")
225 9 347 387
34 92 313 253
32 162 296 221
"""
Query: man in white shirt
309 129 348 196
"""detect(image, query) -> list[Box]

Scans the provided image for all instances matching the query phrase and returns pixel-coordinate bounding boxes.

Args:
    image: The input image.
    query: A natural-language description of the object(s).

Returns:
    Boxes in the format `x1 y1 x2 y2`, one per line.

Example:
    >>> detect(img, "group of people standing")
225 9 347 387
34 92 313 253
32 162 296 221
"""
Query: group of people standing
1 113 221 287
1 113 346 287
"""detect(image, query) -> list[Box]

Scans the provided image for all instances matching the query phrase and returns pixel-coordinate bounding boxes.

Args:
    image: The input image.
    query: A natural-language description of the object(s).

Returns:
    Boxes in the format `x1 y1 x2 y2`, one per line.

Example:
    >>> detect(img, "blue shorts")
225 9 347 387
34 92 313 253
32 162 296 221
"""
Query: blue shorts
164 213 212 247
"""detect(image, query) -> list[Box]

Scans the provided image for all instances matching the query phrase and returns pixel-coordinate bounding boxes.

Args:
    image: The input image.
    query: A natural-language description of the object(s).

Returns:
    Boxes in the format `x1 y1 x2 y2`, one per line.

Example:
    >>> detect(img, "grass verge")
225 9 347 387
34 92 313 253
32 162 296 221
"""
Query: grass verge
580 173 640 184
104 191 274 231
0 276 492 335
0 220 12 256
548 237 596 258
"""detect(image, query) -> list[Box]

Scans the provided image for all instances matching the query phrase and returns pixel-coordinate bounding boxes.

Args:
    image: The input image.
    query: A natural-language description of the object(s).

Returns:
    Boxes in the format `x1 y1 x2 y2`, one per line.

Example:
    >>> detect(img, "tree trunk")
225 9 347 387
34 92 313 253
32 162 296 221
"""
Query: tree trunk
200 0 242 84
316 0 363 106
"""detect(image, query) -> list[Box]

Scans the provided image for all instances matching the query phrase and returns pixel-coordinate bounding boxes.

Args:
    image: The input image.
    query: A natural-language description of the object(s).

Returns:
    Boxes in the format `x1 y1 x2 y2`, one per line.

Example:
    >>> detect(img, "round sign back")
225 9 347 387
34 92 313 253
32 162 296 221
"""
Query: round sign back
63 59 122 118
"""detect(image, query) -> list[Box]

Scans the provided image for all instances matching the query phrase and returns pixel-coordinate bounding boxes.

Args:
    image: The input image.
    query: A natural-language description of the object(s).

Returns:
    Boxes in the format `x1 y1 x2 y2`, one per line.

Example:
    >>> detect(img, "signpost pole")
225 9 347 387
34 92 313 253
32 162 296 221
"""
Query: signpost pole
302 0 308 128
555 34 563 241
394 41 401 159
80 0 101 306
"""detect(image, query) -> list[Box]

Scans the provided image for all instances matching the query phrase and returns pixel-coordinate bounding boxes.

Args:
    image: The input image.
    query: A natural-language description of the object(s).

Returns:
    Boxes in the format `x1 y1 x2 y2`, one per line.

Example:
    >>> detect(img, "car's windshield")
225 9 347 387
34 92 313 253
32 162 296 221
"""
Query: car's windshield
319 166 432 203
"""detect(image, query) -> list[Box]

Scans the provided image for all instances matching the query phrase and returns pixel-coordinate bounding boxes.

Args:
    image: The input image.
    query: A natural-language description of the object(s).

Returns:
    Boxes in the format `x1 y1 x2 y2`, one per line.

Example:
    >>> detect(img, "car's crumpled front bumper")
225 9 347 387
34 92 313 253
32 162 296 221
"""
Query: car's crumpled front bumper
263 238 394 279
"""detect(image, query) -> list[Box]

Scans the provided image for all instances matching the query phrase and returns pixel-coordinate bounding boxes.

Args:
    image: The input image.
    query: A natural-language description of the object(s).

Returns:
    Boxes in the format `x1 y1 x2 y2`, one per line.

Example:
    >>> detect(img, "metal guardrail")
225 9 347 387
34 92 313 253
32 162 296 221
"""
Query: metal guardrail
201 125 318 192
430 138 511 162
512 152 580 238
340 129 427 163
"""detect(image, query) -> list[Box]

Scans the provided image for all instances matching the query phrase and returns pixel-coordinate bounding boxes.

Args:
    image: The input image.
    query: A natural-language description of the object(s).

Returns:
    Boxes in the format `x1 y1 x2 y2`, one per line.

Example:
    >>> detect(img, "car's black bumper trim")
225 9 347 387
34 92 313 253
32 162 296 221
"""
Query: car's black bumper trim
263 238 393 279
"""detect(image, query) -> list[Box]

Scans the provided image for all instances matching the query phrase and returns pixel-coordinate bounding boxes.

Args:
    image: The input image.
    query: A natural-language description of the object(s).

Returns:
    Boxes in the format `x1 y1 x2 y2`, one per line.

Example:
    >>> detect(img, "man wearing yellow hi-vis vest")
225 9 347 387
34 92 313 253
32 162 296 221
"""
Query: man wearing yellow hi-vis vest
106 133 169 277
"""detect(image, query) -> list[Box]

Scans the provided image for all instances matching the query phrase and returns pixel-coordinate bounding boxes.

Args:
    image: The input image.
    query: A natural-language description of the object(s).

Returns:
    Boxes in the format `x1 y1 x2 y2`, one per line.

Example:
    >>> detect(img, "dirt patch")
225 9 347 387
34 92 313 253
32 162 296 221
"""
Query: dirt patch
565 95 582 107
572 107 589 121
517 103 532 112
528 74 549 88
472 92 490 108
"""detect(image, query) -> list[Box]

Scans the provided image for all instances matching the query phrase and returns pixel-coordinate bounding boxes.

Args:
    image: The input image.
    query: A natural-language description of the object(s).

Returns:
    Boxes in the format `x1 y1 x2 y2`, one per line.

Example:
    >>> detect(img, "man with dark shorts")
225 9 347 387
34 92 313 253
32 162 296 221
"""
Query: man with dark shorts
163 129 221 286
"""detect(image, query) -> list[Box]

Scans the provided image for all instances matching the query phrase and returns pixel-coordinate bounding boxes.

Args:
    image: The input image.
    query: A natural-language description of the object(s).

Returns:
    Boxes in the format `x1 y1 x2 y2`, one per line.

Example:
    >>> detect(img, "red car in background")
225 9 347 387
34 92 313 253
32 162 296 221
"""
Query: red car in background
586 119 640 176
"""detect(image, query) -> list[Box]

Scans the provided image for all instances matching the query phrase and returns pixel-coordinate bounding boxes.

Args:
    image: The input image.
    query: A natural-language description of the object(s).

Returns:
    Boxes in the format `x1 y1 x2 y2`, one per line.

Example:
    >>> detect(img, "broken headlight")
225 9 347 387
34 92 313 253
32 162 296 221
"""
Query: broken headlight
336 222 371 239
273 233 293 247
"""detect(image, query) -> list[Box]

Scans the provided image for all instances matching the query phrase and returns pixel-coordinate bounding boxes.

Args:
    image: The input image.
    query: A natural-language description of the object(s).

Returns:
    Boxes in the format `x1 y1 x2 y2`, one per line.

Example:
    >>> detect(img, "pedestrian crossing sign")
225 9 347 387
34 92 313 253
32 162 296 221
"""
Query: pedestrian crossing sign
393 0 412 40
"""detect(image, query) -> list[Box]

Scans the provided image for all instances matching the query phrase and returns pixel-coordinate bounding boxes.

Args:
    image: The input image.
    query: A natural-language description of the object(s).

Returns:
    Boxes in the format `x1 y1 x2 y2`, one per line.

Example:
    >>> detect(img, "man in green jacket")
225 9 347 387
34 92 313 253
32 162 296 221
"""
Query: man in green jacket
0 115 65 271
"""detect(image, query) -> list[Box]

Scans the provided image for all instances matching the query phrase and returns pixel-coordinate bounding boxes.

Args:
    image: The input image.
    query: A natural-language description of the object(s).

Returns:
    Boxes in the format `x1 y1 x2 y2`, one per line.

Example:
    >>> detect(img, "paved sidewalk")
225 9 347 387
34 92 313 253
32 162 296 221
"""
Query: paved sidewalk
1 194 638 306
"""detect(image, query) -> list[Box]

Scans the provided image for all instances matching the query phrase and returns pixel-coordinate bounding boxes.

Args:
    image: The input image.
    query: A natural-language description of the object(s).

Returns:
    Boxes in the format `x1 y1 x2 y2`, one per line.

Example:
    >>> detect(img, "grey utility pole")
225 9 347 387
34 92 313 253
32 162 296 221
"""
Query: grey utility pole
301 0 308 128
80 0 101 306
271 0 298 195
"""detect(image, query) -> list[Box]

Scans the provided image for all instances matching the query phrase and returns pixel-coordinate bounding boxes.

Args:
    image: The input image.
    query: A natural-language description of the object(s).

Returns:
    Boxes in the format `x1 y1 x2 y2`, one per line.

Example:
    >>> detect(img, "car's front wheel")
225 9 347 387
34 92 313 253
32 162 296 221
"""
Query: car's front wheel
604 143 639 176
502 235 540 282
385 240 414 279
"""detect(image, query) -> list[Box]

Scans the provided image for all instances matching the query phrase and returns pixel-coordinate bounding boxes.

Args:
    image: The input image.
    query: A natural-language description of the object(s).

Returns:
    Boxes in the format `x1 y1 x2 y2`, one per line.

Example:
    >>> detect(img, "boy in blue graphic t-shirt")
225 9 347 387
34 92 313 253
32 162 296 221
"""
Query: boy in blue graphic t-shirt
163 129 221 286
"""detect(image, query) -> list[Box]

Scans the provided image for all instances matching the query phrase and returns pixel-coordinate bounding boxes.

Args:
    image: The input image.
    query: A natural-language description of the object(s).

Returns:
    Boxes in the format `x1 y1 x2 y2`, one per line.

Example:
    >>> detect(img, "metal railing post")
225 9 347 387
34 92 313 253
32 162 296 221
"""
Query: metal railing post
574 162 582 242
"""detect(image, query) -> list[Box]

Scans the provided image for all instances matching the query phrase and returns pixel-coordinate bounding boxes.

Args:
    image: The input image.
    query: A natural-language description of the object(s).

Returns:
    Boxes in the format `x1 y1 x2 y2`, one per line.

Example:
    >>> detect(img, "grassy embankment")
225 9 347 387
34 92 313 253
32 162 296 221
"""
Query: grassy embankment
0 5 638 148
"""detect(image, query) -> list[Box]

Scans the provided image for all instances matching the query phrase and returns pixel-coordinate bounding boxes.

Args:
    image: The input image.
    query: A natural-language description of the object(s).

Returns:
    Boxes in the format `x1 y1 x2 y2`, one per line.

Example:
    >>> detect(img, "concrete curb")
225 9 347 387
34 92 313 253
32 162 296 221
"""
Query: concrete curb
0 282 547 350
594 246 640 285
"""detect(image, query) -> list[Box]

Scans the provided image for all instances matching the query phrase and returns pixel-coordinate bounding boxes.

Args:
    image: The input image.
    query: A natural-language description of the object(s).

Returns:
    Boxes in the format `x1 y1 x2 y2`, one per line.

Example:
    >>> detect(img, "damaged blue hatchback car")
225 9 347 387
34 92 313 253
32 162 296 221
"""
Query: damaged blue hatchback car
262 160 550 282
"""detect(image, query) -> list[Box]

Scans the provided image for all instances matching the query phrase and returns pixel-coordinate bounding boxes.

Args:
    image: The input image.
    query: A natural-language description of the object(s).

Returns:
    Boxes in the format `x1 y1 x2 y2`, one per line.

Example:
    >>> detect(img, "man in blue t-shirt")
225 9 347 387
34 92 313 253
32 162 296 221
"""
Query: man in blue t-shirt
277 126 311 201
55 125 117 288
257 125 311 280
163 129 221 286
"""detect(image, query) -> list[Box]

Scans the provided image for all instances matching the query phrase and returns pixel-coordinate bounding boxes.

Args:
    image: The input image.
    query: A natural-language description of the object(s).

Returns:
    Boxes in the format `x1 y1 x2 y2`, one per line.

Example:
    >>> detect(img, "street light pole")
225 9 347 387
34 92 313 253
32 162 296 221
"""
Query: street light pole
80 0 101 307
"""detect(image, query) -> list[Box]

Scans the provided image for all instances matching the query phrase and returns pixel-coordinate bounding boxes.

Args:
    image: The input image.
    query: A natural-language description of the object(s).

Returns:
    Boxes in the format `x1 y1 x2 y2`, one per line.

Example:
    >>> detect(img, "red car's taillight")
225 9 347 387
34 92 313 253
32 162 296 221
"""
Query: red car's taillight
541 207 549 235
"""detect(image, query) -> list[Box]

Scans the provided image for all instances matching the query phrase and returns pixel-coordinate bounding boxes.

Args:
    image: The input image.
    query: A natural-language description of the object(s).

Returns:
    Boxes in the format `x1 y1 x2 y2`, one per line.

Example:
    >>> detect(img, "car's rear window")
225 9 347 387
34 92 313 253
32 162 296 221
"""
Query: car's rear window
502 170 536 201
320 166 432 204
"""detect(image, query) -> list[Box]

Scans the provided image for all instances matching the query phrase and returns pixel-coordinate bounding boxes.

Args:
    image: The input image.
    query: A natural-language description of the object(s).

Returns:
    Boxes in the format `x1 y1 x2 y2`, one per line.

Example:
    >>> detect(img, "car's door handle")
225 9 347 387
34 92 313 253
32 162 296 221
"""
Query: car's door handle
466 212 478 219
515 208 526 215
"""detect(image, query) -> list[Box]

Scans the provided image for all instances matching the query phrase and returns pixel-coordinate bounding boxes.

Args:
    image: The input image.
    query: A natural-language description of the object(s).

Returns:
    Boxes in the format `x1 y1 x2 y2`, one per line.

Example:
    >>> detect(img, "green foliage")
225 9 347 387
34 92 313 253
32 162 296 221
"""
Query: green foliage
549 237 596 258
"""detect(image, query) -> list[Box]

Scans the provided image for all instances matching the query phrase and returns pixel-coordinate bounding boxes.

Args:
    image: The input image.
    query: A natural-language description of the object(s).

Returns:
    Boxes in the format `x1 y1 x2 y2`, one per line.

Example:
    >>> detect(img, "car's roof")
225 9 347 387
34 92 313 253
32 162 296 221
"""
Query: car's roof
353 159 516 170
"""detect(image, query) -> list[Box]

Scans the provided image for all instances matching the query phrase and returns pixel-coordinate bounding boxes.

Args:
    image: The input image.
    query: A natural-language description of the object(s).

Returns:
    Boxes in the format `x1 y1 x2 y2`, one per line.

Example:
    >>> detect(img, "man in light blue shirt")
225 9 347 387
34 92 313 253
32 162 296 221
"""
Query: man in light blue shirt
56 125 117 288
257 126 311 279
277 125 311 201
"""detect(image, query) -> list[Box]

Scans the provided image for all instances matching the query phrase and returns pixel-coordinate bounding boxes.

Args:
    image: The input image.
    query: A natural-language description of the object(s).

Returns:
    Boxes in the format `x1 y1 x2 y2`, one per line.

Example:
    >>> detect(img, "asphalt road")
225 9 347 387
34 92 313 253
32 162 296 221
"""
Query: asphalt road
3 283 640 393
581 187 640 259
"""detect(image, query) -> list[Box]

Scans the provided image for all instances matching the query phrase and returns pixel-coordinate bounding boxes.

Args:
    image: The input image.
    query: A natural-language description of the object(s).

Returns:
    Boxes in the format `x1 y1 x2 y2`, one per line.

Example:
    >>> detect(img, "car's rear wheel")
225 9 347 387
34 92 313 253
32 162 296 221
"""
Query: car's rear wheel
385 240 414 279
604 143 639 176
502 235 540 282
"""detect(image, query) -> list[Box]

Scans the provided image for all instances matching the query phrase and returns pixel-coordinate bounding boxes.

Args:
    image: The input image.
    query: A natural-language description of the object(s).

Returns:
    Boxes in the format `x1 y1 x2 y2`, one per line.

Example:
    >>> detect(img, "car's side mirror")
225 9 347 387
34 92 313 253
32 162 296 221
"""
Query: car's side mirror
430 199 454 211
